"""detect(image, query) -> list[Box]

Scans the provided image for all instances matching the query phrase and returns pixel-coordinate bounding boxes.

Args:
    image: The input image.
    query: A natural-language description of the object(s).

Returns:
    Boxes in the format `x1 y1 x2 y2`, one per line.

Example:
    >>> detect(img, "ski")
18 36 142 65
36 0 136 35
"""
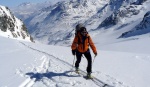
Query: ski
71 67 114 87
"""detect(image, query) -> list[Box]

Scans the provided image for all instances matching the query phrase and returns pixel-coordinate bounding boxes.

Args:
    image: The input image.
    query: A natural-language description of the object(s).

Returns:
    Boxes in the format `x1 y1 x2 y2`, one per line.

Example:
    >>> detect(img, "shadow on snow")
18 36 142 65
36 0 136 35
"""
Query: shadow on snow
26 71 78 81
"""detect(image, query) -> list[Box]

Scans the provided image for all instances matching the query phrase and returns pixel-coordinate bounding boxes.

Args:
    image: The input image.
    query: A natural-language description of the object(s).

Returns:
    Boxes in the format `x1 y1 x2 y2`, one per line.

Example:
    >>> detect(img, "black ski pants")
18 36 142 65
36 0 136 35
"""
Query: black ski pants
75 49 92 73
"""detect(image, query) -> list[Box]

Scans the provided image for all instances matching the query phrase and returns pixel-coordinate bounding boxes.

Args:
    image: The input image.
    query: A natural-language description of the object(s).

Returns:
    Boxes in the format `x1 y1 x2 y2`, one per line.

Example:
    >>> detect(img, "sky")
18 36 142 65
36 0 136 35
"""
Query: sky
0 0 63 7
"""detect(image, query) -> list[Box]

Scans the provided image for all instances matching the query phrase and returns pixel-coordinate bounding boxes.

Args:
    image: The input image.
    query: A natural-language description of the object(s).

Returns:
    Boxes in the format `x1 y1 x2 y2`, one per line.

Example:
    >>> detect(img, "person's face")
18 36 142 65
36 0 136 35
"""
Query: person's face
81 31 87 36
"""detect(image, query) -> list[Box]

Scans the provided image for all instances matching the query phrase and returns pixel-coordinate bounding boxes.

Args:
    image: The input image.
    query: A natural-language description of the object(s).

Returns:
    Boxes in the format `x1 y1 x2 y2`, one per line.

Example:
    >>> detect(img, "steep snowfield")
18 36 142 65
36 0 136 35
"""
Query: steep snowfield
0 35 150 87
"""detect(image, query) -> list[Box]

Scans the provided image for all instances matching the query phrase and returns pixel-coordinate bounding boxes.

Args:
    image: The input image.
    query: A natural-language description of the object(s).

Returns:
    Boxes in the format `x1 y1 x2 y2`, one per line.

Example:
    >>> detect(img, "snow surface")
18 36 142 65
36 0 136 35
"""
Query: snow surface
0 34 150 87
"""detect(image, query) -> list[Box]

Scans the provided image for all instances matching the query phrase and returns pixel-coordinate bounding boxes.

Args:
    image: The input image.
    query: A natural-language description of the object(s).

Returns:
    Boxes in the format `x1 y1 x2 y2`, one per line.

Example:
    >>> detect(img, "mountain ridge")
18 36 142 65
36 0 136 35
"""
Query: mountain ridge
0 5 34 42
11 0 150 45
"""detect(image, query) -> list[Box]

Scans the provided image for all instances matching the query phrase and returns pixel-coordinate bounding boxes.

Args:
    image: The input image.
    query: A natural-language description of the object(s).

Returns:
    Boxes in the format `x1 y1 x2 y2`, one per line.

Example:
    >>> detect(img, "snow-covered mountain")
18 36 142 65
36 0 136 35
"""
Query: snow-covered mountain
12 0 110 45
11 2 52 20
12 0 150 45
96 0 150 38
120 11 150 38
0 5 33 42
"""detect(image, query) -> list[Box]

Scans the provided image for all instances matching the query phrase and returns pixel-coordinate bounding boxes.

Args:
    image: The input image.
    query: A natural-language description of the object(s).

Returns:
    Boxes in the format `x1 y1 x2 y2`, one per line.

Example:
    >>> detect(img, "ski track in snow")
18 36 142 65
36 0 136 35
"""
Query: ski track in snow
17 42 129 87
18 55 50 87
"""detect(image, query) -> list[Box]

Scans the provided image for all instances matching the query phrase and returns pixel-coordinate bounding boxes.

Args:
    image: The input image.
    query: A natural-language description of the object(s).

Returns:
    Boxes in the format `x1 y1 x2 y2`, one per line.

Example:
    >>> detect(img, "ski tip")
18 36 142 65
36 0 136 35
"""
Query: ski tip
103 84 114 87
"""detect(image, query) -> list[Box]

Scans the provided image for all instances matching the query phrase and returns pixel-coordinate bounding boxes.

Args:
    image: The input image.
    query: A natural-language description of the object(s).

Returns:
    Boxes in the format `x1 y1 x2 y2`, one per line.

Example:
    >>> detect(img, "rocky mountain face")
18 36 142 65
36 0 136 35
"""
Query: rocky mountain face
96 0 150 38
12 0 150 45
120 11 150 38
0 5 33 42
97 0 148 29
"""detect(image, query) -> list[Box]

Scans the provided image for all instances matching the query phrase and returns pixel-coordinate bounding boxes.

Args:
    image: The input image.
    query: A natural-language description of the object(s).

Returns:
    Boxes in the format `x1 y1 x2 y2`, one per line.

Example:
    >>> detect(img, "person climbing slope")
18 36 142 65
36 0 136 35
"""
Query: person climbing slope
71 24 97 78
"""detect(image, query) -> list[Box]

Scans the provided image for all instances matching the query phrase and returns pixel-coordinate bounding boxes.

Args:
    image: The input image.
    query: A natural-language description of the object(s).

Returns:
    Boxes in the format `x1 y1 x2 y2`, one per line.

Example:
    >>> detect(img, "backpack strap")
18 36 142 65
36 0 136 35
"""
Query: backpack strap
77 35 81 44
87 36 89 44
77 35 90 45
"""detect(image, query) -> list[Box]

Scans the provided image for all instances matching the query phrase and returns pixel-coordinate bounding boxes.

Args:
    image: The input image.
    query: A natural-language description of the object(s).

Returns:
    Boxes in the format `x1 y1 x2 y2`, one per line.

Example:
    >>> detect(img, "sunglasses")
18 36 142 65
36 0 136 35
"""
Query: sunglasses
81 31 87 34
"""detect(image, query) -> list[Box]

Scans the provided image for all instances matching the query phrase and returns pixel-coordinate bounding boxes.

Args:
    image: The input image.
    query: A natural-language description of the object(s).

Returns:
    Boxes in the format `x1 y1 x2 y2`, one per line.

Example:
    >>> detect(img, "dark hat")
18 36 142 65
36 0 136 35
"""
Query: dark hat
76 23 84 31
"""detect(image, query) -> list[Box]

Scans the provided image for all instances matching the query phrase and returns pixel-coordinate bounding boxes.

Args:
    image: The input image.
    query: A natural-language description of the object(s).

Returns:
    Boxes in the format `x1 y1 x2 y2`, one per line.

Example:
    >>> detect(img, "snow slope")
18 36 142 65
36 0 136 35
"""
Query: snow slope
0 35 150 87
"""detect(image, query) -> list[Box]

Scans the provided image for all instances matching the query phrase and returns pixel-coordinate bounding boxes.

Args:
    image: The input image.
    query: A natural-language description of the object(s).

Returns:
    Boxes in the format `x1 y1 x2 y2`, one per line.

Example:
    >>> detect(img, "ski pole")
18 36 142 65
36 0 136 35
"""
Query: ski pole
92 56 96 64
70 55 76 74
71 55 76 70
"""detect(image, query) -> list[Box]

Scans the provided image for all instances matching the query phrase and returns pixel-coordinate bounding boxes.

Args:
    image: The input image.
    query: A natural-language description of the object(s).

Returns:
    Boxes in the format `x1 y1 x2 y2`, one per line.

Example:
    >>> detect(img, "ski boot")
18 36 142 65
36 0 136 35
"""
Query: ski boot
75 67 79 74
86 73 93 79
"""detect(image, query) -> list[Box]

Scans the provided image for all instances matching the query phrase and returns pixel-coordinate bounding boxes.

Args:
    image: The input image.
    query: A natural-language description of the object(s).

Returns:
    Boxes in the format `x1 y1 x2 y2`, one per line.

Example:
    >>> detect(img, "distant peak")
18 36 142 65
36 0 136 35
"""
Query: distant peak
18 2 33 7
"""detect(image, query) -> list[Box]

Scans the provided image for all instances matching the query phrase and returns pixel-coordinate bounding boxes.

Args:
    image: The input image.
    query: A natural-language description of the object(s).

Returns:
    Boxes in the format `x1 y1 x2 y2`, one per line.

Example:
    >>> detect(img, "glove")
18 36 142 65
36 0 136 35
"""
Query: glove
72 50 76 55
94 52 97 57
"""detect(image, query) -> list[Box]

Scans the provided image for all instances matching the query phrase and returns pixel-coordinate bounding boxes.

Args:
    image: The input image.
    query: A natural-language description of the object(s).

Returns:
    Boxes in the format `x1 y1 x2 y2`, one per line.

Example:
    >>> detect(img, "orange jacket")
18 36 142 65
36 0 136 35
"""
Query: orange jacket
71 33 97 54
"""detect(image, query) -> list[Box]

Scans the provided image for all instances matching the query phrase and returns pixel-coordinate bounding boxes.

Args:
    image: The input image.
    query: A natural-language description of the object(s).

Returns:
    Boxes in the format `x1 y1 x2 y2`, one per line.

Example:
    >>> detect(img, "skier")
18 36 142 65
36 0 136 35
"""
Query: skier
71 24 97 78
